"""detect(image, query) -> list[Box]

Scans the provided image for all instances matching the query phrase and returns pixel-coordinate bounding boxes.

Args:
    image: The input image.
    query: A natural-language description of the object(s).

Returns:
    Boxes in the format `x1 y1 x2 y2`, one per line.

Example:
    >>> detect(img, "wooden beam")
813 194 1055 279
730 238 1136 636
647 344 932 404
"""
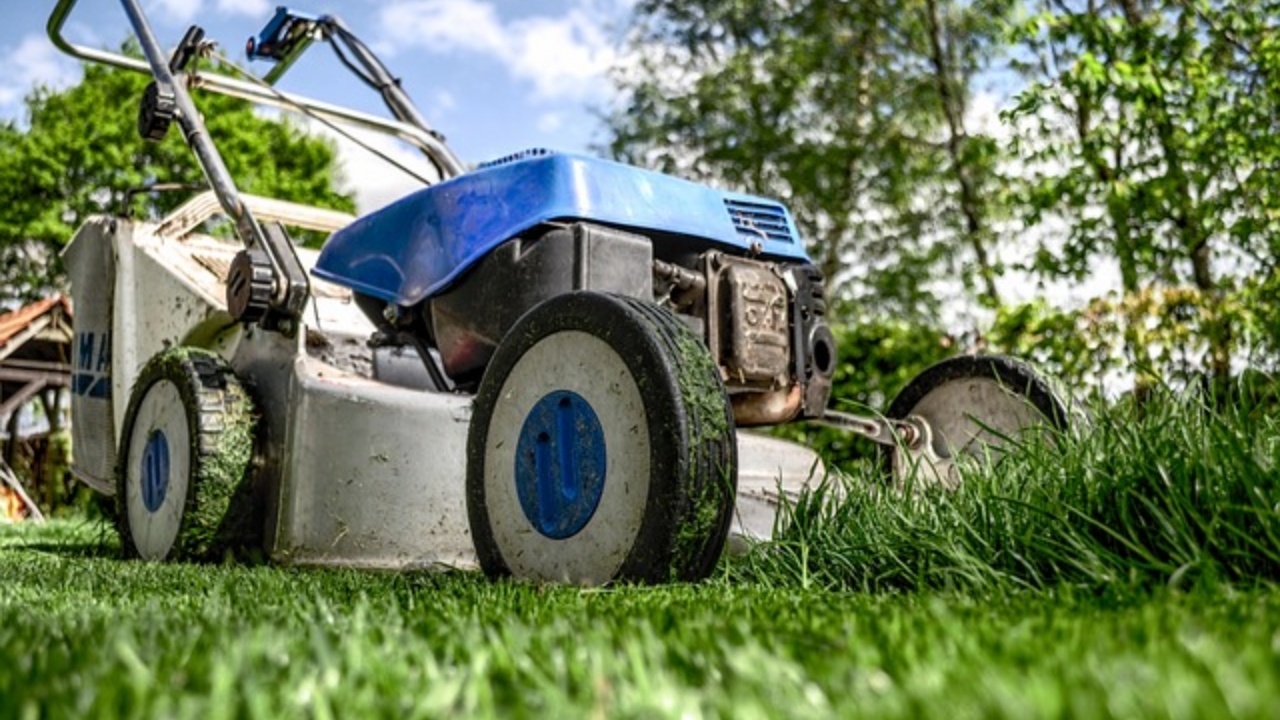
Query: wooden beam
0 358 72 374
0 379 49 419
0 367 70 387
0 459 45 522
0 316 53 363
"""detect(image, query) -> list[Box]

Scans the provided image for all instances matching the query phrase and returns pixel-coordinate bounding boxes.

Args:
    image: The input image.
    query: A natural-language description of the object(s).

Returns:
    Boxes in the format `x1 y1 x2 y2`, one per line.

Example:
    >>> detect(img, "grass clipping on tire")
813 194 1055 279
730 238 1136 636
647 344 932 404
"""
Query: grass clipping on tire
665 318 736 582
184 349 257 561
121 348 259 562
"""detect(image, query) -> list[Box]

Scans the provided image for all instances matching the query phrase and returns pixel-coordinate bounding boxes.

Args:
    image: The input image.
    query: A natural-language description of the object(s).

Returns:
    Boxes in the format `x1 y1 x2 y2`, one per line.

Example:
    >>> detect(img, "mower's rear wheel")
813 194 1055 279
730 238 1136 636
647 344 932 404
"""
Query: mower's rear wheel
117 348 258 561
467 292 737 585
882 355 1069 488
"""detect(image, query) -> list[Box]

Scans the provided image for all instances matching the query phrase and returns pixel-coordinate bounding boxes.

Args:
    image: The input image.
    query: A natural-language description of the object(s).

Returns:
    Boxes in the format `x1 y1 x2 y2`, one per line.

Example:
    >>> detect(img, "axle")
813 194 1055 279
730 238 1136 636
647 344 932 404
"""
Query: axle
815 410 962 490
814 410 924 448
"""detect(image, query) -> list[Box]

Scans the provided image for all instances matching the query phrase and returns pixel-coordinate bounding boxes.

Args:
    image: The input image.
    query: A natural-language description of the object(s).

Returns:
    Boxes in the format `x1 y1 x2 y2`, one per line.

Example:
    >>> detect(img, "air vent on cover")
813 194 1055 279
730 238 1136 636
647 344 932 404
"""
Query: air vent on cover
479 148 555 169
723 198 796 245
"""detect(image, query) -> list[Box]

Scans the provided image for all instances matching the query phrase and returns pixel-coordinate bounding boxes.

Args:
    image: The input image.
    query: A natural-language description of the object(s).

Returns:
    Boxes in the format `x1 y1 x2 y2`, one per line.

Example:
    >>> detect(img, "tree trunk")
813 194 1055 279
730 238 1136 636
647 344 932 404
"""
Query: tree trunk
923 0 1001 307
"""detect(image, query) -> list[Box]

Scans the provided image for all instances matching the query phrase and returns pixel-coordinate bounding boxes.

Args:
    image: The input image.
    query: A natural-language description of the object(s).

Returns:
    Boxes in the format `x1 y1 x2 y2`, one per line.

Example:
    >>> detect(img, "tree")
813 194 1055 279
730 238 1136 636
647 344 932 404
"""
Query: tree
605 0 1016 319
0 55 355 303
607 0 1280 397
1006 0 1280 390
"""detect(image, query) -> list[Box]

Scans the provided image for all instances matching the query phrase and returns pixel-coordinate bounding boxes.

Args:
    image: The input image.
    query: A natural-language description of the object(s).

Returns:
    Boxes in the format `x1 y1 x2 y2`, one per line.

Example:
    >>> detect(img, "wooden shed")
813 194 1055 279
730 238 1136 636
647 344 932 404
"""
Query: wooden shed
0 296 73 521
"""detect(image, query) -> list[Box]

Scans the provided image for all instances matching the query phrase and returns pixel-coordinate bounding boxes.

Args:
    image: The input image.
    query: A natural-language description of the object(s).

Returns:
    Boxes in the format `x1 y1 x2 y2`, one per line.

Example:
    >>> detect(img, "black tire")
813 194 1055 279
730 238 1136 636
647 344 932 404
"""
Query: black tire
116 348 259 561
466 292 737 584
880 354 1068 480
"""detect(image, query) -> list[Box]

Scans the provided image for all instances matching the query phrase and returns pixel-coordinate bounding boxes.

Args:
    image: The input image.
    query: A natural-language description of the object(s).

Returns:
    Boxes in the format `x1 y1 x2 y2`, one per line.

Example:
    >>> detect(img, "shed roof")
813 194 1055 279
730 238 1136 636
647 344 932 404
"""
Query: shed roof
0 297 72 362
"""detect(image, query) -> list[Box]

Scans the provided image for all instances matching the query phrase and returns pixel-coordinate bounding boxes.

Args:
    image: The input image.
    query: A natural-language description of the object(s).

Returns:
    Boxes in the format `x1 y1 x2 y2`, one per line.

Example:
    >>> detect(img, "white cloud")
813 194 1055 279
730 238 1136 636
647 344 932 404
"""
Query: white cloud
536 112 563 133
381 0 507 56
309 121 440 214
146 0 268 24
0 34 81 115
216 0 271 16
434 90 457 112
377 0 621 102
149 0 204 25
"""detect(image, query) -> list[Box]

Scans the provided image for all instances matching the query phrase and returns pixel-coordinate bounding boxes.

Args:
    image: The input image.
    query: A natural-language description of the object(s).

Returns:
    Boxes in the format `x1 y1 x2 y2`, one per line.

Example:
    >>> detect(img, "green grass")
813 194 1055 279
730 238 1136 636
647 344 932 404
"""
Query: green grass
3 389 1279 719
739 389 1280 593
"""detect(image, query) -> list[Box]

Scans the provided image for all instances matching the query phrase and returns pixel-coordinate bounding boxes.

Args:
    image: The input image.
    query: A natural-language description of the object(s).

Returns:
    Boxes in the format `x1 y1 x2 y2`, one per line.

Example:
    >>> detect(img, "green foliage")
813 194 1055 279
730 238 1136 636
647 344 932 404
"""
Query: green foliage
1237 271 1280 362
610 1 1280 390
987 299 1121 394
1006 0 1280 385
607 0 1015 317
990 287 1278 393
0 54 355 301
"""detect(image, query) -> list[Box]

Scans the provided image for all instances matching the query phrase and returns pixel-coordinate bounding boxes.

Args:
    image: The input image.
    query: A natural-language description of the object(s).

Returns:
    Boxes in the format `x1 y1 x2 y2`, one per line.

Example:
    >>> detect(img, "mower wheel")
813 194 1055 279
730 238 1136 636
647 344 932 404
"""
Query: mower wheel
882 355 1069 488
117 348 258 561
467 292 737 585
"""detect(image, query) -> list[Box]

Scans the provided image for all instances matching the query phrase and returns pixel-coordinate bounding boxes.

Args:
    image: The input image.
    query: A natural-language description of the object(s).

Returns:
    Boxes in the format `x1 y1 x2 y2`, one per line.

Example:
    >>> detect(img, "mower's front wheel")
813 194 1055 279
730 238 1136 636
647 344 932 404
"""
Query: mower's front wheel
881 354 1069 489
467 292 737 585
117 348 258 561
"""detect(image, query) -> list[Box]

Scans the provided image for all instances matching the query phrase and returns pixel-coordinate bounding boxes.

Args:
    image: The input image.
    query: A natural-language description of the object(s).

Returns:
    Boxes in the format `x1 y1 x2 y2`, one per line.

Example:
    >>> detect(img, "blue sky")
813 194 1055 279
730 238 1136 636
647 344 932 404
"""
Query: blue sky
1 0 634 211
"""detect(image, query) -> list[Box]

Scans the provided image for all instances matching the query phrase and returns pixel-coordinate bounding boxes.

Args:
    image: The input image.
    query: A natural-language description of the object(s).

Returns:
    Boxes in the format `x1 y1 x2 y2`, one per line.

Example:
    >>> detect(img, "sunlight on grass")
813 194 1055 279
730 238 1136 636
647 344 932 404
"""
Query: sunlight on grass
3 389 1279 719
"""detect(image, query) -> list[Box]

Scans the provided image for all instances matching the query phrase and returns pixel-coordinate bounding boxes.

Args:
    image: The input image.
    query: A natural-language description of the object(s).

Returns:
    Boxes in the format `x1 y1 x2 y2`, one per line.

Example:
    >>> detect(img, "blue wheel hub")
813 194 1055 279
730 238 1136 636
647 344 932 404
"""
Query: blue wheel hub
515 390 607 539
141 430 170 513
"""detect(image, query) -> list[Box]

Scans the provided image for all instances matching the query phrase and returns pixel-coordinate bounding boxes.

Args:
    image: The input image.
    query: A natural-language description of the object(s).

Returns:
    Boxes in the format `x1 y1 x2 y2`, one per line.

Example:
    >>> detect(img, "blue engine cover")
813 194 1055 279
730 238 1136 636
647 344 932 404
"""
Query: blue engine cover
313 149 812 306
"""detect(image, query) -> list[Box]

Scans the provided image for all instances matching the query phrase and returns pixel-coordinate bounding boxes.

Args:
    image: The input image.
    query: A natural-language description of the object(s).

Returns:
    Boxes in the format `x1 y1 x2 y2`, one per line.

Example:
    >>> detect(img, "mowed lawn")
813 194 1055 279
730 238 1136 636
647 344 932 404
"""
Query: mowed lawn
4 391 1279 719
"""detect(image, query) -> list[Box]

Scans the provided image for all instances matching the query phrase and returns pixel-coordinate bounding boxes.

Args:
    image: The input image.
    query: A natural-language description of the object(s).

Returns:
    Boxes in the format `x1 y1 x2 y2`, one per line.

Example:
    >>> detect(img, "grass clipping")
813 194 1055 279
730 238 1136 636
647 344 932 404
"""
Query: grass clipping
117 347 258 561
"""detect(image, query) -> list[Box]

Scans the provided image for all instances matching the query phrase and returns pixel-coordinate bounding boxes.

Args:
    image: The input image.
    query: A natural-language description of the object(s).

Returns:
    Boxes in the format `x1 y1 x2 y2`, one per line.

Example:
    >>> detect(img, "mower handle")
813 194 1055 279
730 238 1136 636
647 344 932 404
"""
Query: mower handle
46 0 466 179
50 0 306 319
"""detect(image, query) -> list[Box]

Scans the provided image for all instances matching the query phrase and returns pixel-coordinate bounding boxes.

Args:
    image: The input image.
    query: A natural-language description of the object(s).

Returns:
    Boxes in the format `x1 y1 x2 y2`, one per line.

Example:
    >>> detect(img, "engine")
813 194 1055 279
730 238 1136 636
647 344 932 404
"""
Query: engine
412 221 835 426
314 150 837 425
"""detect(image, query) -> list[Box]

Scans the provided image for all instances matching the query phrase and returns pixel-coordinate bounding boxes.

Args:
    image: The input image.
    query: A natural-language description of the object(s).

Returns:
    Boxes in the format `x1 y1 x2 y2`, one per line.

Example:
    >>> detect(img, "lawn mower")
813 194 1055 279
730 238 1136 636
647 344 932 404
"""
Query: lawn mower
47 0 1070 583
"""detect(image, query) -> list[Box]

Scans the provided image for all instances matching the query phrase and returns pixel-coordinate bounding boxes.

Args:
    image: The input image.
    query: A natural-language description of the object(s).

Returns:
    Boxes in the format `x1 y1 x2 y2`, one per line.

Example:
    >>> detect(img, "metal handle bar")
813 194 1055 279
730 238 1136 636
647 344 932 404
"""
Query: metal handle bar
46 0 466 179
49 0 307 323
50 0 268 264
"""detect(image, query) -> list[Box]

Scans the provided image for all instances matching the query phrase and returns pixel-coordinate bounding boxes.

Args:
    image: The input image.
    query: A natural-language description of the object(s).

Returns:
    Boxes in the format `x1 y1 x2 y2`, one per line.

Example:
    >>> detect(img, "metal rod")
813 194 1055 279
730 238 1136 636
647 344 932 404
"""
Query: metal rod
47 0 466 179
327 17 436 140
191 73 465 177
117 0 263 254
811 409 920 448
50 0 316 322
